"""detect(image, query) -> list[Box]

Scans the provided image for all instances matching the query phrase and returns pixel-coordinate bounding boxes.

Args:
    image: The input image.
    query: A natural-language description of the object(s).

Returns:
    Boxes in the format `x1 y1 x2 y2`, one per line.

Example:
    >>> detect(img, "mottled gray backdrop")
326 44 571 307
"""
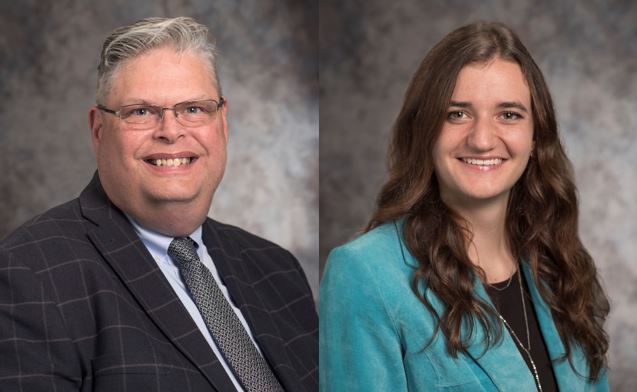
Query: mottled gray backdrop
0 0 319 295
320 0 637 389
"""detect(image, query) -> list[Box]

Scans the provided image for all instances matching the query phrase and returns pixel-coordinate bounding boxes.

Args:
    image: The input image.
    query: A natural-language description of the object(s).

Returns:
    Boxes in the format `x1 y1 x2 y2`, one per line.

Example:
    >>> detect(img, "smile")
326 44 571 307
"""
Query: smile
145 157 196 167
461 158 503 166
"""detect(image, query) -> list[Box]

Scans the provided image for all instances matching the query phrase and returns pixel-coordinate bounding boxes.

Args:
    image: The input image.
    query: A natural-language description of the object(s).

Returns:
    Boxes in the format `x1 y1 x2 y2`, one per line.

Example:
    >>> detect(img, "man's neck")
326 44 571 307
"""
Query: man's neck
118 200 210 237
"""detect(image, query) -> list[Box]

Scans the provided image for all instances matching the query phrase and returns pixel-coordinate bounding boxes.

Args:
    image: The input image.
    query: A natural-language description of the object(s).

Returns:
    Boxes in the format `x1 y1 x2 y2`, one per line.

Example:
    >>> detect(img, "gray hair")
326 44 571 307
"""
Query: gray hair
96 17 221 103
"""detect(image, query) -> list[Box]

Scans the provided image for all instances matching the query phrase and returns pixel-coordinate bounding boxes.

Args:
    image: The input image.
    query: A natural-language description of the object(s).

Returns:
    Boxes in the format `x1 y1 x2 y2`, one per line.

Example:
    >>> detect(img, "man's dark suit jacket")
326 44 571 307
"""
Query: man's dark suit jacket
0 174 318 391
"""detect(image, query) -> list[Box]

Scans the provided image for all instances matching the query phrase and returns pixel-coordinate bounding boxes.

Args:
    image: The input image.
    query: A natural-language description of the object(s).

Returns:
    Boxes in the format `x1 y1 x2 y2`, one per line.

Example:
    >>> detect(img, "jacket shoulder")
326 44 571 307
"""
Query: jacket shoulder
1 198 84 250
337 221 401 250
326 220 414 274
0 197 99 280
204 218 305 274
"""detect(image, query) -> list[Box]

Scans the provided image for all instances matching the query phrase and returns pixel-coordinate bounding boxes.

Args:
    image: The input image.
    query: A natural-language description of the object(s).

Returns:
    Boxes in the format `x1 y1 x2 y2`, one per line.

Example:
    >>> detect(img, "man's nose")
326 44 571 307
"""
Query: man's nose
153 109 185 142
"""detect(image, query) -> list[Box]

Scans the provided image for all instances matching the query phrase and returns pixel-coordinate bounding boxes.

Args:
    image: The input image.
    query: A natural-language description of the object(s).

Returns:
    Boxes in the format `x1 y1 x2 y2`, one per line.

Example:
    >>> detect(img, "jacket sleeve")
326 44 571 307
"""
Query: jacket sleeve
319 246 408 391
0 248 82 391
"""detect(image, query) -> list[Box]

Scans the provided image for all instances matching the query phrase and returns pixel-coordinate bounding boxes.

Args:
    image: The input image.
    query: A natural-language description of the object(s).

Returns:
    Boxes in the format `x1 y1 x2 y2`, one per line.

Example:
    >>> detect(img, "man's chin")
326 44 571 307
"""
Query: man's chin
144 189 200 205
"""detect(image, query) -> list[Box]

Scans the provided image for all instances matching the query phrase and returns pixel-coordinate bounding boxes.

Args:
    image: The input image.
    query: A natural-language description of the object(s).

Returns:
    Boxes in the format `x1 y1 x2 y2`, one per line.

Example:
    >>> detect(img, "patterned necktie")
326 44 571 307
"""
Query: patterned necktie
168 237 284 392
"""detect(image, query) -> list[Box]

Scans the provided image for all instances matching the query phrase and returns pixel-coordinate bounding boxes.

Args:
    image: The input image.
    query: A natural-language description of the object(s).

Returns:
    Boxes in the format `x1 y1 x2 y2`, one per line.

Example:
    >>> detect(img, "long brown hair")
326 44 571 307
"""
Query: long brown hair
367 22 609 379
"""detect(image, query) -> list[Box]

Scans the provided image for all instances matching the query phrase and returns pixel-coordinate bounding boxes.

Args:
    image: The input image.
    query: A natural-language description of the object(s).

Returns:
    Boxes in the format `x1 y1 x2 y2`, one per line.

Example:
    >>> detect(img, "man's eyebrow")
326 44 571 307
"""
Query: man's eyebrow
120 99 153 106
120 96 213 106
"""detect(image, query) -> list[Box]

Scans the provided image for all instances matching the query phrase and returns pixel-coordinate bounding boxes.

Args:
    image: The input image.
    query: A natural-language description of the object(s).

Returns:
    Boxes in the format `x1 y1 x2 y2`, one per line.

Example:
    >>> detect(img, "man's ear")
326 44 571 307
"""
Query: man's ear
220 97 229 143
89 107 103 153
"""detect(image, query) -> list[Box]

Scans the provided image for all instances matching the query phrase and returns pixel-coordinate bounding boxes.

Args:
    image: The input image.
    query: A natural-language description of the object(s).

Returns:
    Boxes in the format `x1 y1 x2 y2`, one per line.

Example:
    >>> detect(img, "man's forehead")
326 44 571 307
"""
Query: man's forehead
117 47 214 76
107 48 218 104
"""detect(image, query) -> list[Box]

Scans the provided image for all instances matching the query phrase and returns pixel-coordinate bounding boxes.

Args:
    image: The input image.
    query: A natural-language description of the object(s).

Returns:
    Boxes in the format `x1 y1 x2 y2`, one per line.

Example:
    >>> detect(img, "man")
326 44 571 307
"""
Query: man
0 17 317 392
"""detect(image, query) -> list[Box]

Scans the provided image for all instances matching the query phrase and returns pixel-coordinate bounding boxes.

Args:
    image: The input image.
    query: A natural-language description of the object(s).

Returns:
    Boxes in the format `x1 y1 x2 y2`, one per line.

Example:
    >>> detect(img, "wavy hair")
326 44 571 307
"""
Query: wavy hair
367 22 609 379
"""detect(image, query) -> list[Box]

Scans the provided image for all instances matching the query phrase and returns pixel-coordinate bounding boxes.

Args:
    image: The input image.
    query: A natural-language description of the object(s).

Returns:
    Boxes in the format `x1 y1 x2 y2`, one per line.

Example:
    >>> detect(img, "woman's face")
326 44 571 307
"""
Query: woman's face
432 58 534 210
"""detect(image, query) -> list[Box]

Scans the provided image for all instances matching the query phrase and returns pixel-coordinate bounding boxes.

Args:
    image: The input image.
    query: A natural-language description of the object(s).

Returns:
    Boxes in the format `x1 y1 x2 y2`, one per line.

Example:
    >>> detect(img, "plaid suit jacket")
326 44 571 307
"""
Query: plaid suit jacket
0 174 318 392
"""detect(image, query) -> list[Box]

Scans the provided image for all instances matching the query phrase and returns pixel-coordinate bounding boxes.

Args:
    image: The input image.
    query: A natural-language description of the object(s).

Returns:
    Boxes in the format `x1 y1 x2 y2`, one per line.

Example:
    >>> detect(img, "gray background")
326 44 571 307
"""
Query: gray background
320 0 637 389
0 0 319 296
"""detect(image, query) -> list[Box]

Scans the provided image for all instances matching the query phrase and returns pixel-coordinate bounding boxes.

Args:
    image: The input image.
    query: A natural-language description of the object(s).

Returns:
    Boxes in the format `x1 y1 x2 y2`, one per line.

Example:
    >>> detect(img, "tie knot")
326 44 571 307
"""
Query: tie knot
168 237 200 265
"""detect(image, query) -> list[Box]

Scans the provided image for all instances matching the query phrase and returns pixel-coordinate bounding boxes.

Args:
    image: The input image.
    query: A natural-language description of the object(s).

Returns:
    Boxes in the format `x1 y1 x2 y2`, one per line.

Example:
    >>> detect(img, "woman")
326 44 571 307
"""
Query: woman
320 22 609 391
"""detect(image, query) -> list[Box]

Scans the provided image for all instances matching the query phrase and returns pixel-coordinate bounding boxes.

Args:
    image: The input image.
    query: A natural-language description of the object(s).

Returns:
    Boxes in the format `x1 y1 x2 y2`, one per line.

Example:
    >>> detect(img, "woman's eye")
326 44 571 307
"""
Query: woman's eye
501 111 522 120
447 111 466 120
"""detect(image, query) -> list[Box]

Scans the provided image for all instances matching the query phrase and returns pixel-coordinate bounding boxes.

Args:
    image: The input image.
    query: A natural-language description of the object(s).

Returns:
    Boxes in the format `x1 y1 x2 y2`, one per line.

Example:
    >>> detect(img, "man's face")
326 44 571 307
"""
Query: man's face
90 47 228 225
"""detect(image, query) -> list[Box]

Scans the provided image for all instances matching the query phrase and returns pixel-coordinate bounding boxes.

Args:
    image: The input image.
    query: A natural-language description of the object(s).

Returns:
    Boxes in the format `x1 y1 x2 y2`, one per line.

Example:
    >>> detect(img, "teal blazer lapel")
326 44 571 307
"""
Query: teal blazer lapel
397 220 599 390
463 278 538 391
420 274 535 390
401 219 535 390
521 263 595 391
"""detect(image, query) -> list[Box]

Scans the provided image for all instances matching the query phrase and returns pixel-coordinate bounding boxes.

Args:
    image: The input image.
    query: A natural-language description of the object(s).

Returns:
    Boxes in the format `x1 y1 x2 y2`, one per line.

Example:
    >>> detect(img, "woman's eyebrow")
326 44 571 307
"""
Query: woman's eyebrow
448 101 529 113
449 101 472 108
497 101 529 112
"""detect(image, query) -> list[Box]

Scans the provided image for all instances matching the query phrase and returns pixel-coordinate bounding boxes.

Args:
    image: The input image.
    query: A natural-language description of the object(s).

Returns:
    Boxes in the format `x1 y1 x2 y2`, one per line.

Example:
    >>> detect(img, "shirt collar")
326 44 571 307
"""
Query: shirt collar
126 214 204 259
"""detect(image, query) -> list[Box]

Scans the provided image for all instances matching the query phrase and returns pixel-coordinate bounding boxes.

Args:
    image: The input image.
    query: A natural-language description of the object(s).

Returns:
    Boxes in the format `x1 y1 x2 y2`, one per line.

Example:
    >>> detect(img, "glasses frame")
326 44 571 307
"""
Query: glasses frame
96 97 225 129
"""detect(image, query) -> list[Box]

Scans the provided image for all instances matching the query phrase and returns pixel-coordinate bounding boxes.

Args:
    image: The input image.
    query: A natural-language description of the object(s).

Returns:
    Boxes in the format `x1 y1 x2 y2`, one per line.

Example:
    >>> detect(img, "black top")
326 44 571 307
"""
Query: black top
486 270 559 392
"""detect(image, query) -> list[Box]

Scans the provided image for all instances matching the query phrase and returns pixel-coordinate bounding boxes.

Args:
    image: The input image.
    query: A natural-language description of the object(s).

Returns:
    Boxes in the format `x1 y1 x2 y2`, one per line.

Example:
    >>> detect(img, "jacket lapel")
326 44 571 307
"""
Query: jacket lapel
462 276 538 391
396 221 596 390
398 221 534 390
522 263 593 391
79 174 234 391
464 263 594 391
202 220 302 391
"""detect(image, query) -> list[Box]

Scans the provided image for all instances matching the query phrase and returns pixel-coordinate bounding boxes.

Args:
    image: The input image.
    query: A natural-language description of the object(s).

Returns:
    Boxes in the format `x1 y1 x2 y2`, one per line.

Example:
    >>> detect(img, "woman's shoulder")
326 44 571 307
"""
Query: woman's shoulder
324 220 415 277
338 220 401 250
321 220 436 344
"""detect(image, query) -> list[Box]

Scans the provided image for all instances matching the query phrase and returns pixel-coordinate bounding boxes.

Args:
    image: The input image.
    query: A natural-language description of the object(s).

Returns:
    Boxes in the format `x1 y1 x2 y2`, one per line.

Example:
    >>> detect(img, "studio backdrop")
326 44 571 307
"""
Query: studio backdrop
319 0 637 390
0 1 319 295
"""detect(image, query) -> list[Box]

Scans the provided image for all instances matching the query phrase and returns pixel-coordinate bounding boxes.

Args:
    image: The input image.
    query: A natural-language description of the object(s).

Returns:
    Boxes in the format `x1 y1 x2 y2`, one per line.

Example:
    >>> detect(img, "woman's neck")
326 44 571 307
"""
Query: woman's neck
452 198 517 283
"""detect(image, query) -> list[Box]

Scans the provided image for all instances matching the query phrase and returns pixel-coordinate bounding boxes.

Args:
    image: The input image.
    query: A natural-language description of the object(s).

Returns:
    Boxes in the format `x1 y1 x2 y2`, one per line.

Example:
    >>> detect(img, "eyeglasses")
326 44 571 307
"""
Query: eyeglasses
96 98 225 130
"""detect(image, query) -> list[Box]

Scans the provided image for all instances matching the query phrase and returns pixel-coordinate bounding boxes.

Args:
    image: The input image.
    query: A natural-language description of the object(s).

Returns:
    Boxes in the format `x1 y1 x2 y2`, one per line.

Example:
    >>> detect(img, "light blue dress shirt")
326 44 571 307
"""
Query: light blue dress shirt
127 216 262 392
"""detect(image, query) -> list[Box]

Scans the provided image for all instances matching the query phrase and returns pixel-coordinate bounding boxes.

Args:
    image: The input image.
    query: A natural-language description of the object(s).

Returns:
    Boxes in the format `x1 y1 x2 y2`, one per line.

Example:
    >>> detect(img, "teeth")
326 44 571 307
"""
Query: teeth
462 158 502 166
151 158 192 167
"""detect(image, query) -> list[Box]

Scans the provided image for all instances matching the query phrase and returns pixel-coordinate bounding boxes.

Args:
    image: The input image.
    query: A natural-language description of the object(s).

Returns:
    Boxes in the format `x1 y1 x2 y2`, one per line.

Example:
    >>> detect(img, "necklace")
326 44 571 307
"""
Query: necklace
487 270 515 291
494 269 542 392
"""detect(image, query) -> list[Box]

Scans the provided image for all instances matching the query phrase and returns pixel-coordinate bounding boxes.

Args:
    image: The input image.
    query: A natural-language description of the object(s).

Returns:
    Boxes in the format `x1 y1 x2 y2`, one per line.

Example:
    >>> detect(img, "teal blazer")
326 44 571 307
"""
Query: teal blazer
320 222 608 391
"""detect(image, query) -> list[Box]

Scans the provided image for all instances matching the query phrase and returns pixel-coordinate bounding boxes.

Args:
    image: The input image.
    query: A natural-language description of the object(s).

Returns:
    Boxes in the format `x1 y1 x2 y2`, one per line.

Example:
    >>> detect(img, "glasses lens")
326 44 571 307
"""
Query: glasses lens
120 105 159 129
175 101 217 126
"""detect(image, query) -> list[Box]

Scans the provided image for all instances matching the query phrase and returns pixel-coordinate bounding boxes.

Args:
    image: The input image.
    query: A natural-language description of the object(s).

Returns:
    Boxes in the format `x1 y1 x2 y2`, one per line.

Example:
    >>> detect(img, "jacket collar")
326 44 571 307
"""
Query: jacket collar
395 219 595 390
459 271 538 391
521 263 595 391
79 173 234 391
416 257 594 390
461 263 593 391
